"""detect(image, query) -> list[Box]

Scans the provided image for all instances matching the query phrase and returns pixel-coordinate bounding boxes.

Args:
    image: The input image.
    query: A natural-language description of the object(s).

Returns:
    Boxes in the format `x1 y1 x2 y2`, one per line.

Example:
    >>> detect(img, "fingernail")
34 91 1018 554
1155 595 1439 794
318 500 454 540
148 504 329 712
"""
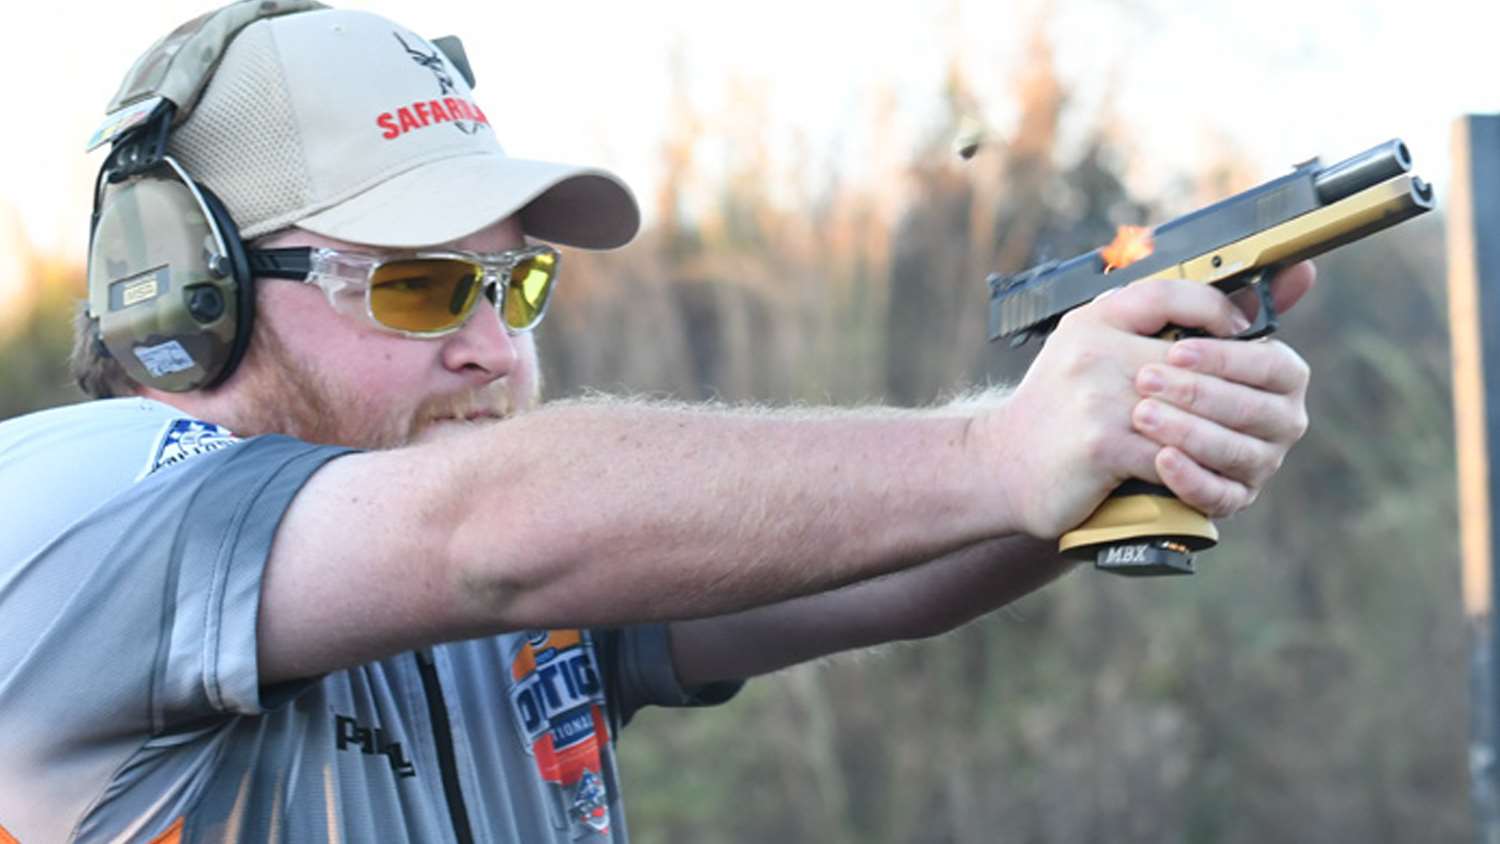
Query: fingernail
1231 311 1252 333
1168 343 1200 368
1138 368 1165 395
1136 401 1160 429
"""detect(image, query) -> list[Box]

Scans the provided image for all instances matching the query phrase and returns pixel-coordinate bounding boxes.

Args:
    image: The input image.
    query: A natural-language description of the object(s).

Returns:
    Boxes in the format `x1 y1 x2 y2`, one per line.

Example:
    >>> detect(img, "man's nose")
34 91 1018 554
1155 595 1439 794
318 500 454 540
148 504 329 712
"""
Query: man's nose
441 294 518 382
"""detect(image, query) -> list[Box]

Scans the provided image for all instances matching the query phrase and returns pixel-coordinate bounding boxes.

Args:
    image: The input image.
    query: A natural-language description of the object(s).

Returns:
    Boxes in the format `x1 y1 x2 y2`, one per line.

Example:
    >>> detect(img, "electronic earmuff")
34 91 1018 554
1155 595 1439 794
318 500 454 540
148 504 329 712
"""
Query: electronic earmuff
85 0 477 394
85 0 327 393
87 133 255 393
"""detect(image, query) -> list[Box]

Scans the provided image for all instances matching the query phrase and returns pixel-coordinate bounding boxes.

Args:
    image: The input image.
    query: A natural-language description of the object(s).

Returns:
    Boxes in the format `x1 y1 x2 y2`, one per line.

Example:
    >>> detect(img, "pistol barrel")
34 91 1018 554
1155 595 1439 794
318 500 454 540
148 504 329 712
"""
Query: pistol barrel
1313 139 1412 203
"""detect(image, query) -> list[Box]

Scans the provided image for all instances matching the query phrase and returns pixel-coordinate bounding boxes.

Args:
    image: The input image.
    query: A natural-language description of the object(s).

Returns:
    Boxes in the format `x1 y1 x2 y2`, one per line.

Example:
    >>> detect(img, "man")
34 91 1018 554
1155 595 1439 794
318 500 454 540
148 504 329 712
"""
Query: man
0 2 1313 842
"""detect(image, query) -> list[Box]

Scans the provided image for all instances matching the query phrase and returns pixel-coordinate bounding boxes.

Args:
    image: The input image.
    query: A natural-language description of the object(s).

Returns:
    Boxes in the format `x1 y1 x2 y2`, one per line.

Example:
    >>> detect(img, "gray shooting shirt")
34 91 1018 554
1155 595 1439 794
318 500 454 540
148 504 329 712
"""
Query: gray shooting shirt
0 399 739 843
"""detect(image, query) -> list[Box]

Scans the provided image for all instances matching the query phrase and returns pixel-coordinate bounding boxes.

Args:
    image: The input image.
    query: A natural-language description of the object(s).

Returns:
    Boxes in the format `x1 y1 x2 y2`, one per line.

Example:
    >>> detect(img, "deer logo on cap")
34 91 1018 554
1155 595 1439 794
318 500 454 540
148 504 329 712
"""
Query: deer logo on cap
392 32 484 136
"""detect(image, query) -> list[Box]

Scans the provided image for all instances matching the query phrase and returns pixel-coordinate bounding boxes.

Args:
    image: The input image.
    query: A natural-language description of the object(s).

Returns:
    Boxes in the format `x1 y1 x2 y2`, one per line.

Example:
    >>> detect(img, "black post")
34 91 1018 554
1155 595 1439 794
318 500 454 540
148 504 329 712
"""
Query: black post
1448 113 1500 844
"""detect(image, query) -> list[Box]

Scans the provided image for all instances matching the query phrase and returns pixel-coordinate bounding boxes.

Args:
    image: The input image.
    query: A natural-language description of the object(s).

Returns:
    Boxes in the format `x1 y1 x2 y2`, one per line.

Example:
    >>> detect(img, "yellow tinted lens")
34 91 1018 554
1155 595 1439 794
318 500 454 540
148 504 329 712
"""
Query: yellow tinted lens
502 252 557 329
369 259 482 332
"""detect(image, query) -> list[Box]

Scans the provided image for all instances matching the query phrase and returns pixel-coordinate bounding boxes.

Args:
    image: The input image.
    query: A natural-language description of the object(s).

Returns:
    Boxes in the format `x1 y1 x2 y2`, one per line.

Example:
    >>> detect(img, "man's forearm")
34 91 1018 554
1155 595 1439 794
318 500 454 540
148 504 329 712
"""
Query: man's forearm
442 396 1018 632
667 535 1076 686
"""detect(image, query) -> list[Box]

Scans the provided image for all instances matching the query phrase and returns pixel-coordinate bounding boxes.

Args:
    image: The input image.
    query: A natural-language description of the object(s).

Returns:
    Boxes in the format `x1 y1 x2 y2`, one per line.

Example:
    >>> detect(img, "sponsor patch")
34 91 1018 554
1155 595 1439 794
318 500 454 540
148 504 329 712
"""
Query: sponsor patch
134 341 196 378
508 629 612 837
141 418 240 477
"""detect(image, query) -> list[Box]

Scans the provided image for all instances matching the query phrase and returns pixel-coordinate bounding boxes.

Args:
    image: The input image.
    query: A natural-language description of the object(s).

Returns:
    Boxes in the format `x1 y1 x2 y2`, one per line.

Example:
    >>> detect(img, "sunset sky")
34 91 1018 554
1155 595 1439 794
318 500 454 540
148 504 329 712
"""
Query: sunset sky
0 0 1494 272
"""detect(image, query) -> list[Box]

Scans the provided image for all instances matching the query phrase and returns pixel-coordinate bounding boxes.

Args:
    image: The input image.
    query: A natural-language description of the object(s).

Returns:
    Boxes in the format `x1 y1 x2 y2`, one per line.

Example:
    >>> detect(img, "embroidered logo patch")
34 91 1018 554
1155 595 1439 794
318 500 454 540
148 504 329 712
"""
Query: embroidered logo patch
507 629 612 837
144 418 240 476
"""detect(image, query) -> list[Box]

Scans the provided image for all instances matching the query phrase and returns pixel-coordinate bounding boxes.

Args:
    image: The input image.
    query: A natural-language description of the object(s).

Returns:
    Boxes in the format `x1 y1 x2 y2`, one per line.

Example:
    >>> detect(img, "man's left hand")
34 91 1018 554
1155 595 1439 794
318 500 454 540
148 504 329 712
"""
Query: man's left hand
1129 261 1316 518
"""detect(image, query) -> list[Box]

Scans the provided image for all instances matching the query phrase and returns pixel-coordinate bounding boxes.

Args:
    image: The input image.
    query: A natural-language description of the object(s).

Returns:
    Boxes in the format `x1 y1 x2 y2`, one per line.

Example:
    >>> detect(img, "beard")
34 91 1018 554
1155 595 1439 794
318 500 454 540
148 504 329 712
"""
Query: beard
229 316 540 450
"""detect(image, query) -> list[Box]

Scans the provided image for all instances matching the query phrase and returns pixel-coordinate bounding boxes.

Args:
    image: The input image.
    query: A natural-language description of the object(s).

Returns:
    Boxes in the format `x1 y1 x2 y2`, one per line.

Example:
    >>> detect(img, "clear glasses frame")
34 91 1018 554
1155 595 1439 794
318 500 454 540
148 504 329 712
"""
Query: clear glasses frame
247 244 561 338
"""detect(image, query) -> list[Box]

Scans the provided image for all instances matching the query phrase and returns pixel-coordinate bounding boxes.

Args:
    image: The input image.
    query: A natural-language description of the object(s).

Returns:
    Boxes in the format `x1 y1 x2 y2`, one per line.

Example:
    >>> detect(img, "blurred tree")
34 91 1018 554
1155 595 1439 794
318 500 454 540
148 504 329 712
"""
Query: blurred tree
0 257 84 420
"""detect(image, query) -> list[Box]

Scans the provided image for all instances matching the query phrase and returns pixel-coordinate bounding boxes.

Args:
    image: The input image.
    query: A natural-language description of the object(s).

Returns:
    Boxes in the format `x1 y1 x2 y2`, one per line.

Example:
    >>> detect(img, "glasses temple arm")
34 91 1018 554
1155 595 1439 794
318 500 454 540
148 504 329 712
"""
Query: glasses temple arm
246 247 314 280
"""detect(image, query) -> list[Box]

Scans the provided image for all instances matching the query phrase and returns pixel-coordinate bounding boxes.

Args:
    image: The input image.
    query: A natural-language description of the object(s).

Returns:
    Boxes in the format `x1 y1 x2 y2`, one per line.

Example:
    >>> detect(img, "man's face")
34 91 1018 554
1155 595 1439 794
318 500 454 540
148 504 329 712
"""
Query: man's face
228 217 543 449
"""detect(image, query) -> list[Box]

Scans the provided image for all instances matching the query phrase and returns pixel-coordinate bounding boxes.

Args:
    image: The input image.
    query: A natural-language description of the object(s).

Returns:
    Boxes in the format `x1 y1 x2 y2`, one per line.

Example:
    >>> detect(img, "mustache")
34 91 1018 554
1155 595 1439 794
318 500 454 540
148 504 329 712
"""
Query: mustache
413 387 515 428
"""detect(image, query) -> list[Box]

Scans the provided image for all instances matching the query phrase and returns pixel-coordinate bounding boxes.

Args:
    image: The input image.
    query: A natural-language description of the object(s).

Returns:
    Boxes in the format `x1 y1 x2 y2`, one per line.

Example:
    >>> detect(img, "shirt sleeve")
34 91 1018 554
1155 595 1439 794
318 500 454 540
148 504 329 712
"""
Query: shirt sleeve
0 429 351 839
592 624 745 733
15 433 350 731
152 434 355 724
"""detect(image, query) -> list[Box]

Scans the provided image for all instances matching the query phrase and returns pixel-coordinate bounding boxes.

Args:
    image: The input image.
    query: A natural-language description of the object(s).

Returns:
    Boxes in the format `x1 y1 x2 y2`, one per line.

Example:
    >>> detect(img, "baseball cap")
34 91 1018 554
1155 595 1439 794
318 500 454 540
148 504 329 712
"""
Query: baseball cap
106 2 640 250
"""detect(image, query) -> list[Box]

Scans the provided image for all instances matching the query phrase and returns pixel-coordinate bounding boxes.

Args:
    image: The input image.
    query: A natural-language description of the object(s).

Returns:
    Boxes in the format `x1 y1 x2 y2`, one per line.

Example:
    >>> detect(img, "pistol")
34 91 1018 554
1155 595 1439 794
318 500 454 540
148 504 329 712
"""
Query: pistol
987 139 1434 576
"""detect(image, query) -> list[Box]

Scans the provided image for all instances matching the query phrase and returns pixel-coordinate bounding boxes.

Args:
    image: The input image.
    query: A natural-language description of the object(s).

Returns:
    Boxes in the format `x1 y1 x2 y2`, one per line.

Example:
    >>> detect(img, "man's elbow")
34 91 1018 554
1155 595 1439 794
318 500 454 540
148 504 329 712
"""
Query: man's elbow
444 517 590 631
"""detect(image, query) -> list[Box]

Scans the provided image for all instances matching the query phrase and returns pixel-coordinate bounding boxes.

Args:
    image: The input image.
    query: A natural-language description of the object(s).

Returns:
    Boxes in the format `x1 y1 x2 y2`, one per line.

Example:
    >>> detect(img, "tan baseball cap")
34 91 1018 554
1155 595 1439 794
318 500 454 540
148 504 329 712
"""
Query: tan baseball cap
120 3 640 250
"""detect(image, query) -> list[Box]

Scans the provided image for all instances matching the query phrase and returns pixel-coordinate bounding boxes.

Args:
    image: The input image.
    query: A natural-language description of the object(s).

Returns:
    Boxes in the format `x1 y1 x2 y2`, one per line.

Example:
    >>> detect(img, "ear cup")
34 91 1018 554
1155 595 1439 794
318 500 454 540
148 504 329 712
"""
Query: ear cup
84 2 334 393
193 182 254 390
87 172 247 392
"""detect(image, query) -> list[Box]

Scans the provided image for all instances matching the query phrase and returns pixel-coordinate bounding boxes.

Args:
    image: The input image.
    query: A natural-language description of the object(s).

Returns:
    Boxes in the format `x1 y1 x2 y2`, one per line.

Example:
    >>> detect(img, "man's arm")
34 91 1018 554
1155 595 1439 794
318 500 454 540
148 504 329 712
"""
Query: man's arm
668 263 1316 685
257 276 1286 683
259 399 999 681
669 536 1071 685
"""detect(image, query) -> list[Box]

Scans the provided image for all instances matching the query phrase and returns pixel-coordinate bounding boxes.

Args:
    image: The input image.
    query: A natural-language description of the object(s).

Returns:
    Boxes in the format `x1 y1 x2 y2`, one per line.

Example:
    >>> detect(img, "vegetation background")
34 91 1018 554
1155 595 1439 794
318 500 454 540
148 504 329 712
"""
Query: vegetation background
1 26 1466 844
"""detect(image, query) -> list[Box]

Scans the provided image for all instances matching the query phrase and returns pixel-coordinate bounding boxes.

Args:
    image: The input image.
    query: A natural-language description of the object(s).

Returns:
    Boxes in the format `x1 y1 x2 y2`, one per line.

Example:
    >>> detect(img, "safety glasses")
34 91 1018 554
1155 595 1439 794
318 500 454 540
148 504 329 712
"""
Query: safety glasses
246 245 560 337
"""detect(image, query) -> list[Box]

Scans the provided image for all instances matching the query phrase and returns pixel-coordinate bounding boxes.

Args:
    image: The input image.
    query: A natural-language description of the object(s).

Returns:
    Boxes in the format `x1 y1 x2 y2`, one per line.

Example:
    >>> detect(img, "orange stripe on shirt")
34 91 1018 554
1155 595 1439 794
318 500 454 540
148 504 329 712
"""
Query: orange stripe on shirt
149 817 185 844
0 822 18 844
547 629 582 650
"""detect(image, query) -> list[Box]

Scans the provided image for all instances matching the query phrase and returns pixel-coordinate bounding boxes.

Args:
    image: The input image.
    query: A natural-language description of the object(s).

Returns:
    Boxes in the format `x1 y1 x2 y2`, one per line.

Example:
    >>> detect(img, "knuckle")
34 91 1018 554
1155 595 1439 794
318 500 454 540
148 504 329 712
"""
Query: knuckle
1134 442 1164 484
1083 387 1116 418
1083 426 1118 467
1149 405 1185 446
1141 283 1172 311
1291 352 1312 389
1057 307 1091 334
1290 407 1310 440
1219 301 1244 334
1121 283 1168 322
1232 394 1264 431
1165 413 1199 452
1169 372 1202 412
1268 340 1311 390
1176 470 1217 515
1192 340 1225 375
1224 438 1259 478
1212 482 1243 518
1065 345 1104 378
1249 348 1279 387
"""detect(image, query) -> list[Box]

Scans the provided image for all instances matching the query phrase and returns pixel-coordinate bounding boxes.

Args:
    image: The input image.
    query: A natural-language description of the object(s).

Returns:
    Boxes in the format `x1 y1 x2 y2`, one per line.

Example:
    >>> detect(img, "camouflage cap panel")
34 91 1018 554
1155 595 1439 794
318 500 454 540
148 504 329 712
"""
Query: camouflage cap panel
107 0 328 119
88 174 240 392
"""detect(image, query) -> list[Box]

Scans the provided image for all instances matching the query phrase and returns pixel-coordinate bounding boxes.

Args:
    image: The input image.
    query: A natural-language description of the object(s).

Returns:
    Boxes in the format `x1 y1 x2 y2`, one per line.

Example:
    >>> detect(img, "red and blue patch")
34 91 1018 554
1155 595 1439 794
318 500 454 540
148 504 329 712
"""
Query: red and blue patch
508 630 612 836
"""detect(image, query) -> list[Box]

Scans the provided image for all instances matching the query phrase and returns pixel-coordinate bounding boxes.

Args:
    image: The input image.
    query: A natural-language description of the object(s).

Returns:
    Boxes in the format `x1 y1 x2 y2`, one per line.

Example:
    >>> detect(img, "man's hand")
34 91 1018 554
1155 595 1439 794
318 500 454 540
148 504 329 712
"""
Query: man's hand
975 261 1316 539
1132 262 1314 517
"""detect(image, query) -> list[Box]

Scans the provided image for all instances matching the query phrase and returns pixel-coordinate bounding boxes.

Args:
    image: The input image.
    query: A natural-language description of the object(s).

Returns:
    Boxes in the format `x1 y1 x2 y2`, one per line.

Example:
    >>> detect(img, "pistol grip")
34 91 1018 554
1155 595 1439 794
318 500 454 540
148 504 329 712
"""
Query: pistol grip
1058 481 1218 576
1057 270 1273 576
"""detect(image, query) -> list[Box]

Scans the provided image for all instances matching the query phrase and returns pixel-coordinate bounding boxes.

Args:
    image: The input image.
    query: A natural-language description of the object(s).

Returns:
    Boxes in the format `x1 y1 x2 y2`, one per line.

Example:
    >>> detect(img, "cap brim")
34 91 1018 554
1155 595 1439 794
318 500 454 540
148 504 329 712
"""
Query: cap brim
293 152 641 250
